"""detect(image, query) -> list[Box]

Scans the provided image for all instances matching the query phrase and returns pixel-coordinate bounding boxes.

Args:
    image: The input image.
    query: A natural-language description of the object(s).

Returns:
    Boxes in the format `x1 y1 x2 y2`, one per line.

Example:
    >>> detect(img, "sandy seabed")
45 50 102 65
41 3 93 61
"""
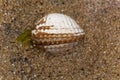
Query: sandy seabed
0 0 120 80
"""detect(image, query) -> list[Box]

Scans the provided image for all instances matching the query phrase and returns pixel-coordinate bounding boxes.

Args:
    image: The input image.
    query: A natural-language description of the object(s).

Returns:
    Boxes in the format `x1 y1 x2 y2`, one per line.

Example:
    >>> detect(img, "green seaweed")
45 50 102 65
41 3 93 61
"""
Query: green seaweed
16 29 32 46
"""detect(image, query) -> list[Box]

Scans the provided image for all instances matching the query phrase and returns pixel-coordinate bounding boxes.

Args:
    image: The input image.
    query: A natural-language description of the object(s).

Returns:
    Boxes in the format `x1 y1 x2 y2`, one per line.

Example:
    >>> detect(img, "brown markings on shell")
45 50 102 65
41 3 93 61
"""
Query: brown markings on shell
38 26 53 30
33 32 85 45
34 32 77 38
35 18 46 25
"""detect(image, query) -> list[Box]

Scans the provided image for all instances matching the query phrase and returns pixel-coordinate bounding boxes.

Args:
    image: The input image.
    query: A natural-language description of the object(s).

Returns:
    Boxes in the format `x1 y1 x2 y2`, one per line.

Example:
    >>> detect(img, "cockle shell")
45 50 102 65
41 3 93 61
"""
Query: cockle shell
32 13 85 52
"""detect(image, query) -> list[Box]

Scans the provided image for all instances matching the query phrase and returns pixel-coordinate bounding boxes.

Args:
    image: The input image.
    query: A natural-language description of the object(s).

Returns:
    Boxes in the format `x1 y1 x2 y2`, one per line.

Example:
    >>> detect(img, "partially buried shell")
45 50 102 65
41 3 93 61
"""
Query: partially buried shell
32 13 85 52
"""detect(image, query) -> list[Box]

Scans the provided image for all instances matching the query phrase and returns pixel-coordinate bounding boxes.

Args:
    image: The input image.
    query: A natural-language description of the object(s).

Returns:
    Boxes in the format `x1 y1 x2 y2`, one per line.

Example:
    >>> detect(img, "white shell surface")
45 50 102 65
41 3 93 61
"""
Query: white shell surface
32 13 85 36
32 13 85 52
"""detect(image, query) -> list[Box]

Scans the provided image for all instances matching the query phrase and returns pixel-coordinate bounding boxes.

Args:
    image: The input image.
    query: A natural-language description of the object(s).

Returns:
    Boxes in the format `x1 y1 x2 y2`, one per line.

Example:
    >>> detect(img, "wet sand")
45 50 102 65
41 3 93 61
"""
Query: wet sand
0 0 120 80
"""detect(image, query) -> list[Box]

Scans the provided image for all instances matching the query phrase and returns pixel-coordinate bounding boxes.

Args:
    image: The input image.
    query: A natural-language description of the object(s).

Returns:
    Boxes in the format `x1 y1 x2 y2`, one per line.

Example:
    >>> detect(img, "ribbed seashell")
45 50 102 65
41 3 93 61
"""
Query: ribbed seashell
32 13 85 53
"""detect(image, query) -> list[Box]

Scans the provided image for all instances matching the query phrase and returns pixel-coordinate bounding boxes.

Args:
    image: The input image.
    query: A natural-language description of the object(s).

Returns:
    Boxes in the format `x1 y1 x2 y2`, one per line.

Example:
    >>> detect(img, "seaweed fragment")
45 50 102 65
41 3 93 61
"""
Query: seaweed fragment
16 30 32 46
